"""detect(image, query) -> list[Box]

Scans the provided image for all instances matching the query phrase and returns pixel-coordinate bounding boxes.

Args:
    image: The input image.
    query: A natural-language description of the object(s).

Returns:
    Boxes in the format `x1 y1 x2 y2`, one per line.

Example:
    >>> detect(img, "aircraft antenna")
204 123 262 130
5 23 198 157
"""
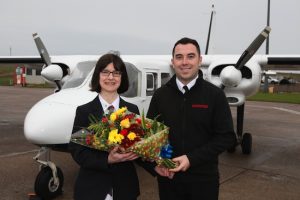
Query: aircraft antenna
266 0 270 54
205 4 215 55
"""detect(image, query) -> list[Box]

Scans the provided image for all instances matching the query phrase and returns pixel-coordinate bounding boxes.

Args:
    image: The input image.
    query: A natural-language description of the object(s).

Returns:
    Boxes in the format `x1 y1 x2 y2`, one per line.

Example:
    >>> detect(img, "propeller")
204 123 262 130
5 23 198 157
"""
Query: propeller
32 33 63 91
220 26 271 89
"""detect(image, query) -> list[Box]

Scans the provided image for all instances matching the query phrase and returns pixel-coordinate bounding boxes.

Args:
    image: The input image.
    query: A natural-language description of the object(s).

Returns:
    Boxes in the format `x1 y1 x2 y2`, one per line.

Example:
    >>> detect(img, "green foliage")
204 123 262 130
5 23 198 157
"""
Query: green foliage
247 92 300 104
0 77 14 86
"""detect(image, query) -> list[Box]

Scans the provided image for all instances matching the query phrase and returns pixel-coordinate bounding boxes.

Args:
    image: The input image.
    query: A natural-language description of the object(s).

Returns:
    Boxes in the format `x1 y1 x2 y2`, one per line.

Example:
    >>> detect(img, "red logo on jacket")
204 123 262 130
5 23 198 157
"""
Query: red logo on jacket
192 104 208 108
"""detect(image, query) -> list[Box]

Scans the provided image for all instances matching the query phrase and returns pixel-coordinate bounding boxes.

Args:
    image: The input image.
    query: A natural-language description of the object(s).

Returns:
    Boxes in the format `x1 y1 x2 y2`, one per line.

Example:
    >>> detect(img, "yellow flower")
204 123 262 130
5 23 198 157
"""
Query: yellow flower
108 129 124 144
116 107 127 116
110 113 117 122
127 132 137 141
120 118 130 128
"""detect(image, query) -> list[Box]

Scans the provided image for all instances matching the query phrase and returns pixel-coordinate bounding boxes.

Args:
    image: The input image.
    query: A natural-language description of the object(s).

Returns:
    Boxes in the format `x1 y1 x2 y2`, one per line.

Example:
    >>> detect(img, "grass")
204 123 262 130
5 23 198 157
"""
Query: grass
0 66 14 86
247 92 300 104
0 77 14 86
0 66 15 74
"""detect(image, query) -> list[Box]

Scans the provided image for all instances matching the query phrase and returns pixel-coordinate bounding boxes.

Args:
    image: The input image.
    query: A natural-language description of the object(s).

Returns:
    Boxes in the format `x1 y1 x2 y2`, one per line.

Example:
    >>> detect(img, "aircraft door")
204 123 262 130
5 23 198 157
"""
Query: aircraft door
146 72 158 96
138 71 158 114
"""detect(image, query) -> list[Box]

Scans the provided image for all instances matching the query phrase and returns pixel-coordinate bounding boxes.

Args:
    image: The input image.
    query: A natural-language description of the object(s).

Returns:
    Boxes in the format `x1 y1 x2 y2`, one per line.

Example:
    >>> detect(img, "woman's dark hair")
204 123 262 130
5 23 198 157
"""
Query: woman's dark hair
172 37 201 57
90 53 129 93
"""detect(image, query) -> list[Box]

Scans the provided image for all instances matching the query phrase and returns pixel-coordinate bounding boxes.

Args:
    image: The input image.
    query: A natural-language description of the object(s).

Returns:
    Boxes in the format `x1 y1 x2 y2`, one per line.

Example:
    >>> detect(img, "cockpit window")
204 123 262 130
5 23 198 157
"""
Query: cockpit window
121 62 139 97
62 61 96 89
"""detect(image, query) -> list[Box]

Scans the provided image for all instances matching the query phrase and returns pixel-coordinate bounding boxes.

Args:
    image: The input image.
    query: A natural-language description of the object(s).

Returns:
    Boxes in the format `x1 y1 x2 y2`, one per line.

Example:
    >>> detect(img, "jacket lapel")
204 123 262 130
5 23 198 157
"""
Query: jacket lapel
90 96 104 119
119 97 127 108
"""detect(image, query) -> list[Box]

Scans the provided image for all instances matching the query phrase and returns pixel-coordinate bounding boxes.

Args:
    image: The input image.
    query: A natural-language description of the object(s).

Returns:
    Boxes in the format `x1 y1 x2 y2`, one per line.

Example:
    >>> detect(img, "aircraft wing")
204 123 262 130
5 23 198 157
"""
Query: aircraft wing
266 56 300 65
0 56 43 64
262 55 300 79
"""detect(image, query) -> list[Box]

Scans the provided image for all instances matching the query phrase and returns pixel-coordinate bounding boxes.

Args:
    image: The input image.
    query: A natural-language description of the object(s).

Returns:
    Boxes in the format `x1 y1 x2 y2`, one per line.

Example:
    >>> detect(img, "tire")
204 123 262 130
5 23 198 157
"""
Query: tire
34 166 64 200
241 133 252 154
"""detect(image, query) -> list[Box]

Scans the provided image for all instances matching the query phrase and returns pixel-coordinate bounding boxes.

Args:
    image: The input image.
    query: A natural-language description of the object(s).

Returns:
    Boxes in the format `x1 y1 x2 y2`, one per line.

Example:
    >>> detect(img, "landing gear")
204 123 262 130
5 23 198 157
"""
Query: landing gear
228 103 252 154
241 132 252 154
34 166 64 199
32 147 64 199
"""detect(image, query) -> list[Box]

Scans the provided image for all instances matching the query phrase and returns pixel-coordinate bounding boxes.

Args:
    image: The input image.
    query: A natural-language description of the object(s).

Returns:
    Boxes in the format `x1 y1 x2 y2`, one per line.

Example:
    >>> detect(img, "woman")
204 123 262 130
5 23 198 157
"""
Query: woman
69 53 147 200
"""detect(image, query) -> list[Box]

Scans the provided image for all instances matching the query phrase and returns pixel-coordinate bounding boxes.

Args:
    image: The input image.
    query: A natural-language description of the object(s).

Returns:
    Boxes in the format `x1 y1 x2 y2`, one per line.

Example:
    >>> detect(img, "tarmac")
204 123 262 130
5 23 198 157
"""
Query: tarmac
0 86 299 200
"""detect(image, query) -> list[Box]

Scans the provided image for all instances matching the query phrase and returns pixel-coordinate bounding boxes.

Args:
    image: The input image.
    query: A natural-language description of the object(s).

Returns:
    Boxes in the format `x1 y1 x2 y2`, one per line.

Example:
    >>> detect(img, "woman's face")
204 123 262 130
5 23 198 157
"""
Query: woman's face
99 62 122 94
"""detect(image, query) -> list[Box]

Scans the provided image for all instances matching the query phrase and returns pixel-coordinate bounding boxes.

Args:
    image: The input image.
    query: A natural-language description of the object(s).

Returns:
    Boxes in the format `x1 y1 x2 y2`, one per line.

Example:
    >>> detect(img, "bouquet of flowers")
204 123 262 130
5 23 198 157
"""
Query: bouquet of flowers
70 107 176 168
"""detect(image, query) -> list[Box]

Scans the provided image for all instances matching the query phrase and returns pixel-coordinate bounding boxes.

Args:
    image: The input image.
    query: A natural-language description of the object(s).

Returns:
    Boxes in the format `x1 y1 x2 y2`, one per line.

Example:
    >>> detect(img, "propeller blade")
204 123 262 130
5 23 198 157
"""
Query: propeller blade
32 33 52 66
235 26 271 70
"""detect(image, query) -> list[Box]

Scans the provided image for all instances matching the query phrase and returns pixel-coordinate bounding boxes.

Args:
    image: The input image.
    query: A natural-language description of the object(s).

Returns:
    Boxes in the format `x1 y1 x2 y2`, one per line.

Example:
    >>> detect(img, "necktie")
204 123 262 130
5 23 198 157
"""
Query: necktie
183 85 189 94
107 105 115 114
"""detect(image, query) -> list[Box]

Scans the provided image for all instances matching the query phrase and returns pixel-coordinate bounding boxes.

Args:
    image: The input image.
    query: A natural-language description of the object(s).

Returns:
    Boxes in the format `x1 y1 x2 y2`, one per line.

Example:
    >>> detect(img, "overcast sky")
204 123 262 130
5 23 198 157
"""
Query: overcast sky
1 0 299 56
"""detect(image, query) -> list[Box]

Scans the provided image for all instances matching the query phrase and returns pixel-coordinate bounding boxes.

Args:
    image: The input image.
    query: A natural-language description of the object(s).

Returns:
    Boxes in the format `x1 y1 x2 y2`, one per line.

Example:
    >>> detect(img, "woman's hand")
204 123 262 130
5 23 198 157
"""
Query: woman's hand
107 146 138 164
155 165 174 179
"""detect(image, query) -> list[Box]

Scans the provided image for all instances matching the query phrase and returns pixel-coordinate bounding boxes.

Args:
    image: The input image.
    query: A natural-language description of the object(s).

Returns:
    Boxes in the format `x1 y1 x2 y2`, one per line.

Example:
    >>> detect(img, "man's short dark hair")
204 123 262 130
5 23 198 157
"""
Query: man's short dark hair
172 37 201 57
90 53 129 93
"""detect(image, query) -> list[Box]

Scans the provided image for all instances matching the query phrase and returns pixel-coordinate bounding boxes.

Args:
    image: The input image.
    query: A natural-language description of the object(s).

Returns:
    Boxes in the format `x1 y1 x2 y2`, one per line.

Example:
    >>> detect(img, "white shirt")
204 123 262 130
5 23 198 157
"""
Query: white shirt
176 75 198 94
98 94 120 114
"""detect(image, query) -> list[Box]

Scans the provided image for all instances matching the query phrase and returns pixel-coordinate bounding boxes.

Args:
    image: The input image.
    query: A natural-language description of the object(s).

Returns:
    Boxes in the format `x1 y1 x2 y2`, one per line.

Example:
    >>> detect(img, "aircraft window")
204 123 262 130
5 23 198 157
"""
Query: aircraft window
161 73 171 85
121 62 139 97
36 68 42 75
146 72 157 96
62 61 96 89
27 68 33 75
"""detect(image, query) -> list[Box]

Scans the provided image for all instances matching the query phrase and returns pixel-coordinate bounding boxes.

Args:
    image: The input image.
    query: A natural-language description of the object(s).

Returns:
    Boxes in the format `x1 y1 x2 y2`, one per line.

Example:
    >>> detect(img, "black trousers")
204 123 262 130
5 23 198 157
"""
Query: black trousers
158 179 219 200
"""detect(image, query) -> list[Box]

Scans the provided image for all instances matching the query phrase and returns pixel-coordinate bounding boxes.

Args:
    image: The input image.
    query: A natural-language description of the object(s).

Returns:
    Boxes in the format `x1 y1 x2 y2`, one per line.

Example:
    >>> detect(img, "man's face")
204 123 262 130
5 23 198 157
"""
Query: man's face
171 43 202 85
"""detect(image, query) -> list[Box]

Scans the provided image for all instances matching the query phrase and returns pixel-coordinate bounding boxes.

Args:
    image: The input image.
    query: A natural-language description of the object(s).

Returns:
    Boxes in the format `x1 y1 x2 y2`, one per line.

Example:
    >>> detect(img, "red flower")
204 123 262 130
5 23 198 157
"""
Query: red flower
102 117 108 123
128 123 145 136
86 134 93 145
135 118 141 124
120 129 128 137
125 113 135 120
121 136 141 149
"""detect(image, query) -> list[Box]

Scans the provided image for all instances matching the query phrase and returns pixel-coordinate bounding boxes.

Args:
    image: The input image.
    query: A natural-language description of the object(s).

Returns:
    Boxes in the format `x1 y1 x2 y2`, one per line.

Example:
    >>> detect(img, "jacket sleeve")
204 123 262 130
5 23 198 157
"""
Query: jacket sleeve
69 106 110 171
187 90 236 167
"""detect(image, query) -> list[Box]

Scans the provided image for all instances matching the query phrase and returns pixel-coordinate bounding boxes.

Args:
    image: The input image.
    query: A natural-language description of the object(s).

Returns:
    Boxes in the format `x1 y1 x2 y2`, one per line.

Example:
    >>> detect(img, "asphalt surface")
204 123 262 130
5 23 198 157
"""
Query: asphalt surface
0 86 300 200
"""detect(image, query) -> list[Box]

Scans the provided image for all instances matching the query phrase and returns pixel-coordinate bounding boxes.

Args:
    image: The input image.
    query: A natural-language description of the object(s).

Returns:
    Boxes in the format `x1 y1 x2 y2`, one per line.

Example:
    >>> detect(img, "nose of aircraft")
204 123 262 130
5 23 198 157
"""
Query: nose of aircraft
24 100 75 145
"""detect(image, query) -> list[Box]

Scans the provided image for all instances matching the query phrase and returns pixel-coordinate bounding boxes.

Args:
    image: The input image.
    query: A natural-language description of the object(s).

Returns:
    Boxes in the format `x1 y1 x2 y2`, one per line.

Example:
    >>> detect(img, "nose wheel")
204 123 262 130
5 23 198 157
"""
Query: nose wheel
241 132 252 154
34 166 64 199
227 103 252 154
32 147 64 199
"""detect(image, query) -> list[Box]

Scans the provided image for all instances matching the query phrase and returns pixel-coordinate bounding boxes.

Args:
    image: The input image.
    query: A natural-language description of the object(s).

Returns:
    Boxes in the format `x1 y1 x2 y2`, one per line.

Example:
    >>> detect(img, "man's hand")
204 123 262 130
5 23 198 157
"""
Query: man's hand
155 165 174 179
169 155 190 172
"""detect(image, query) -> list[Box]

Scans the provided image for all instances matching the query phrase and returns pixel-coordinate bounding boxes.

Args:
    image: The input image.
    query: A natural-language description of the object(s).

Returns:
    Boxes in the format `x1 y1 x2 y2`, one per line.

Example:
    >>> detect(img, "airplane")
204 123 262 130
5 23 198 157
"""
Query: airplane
1 27 300 199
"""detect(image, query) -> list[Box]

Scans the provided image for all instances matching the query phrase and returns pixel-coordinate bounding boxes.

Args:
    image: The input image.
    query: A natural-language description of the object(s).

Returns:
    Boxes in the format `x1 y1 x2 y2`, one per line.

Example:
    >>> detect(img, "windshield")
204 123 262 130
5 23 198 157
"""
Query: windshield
62 61 96 89
121 62 140 97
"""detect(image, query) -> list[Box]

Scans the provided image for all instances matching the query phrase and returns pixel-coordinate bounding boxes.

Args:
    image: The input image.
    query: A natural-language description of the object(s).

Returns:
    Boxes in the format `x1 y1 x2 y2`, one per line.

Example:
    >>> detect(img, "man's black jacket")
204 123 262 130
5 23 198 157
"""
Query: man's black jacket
147 72 236 182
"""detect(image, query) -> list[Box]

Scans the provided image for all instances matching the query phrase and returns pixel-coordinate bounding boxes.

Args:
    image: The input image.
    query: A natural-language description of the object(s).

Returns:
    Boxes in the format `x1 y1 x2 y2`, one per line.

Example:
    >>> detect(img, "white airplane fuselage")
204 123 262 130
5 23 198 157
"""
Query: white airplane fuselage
24 54 297 146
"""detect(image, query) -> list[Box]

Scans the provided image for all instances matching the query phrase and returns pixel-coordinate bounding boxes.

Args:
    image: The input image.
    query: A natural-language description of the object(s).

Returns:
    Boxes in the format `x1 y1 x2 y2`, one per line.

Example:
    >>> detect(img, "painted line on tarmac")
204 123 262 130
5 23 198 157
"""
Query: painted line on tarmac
0 149 39 158
271 107 300 115
248 105 300 115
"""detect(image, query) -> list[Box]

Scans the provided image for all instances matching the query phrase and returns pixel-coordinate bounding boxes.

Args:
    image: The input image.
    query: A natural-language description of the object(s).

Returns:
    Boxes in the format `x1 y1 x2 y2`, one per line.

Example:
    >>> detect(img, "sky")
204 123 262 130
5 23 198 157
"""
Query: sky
0 0 299 56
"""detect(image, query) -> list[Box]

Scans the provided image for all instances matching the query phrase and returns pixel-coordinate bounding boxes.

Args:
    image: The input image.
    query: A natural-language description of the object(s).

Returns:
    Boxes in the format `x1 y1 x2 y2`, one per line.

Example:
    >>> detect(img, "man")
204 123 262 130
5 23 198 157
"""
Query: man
147 37 236 200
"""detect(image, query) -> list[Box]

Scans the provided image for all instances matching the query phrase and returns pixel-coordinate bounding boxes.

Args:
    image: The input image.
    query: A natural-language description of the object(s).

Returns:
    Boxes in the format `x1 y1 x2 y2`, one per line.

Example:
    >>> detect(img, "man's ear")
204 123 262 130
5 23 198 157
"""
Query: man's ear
171 58 175 69
198 55 202 67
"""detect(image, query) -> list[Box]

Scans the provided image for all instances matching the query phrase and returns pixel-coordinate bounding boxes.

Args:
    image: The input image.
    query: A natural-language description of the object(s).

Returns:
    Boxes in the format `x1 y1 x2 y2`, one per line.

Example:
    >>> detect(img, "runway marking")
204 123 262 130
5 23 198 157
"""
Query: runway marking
272 107 300 115
248 105 300 115
0 149 39 158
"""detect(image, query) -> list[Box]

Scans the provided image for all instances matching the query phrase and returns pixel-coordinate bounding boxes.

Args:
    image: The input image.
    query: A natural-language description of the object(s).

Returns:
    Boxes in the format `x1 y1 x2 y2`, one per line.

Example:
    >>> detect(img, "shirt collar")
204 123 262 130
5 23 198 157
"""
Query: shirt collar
176 75 198 94
98 94 120 114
